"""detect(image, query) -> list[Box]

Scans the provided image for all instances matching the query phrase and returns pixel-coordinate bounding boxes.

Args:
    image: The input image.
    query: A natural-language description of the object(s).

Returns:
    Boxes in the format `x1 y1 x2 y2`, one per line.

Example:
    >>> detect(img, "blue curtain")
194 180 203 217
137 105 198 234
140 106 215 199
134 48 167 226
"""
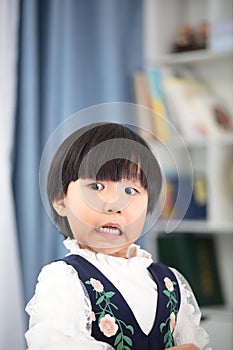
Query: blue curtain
13 0 143 304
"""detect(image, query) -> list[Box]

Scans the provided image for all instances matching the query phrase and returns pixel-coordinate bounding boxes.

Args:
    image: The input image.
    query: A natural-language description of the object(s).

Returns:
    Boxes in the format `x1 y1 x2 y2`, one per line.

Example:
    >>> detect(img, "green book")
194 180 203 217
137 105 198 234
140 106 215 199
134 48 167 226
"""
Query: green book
157 233 224 306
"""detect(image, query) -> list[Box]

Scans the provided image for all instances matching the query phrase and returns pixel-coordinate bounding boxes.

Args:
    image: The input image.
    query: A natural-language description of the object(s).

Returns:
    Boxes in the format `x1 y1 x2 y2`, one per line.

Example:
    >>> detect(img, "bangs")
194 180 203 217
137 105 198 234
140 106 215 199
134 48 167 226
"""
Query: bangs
73 138 149 188
82 158 146 186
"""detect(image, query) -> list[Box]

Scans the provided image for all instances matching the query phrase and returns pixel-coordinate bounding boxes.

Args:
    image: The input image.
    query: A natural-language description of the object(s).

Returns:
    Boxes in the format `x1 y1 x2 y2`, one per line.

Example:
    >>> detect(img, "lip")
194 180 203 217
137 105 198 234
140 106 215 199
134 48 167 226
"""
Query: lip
95 222 123 237
101 222 122 229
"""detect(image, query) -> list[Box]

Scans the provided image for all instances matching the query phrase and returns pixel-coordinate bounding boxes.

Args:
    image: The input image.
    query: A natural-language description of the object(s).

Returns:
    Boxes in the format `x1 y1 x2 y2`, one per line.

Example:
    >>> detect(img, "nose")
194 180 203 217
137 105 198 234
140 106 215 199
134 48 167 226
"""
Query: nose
103 201 122 214
101 183 130 213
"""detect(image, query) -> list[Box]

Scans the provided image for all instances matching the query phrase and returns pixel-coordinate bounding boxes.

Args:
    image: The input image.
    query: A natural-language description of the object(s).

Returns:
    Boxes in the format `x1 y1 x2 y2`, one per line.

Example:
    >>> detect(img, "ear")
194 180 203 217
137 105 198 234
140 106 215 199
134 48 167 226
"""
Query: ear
52 197 67 217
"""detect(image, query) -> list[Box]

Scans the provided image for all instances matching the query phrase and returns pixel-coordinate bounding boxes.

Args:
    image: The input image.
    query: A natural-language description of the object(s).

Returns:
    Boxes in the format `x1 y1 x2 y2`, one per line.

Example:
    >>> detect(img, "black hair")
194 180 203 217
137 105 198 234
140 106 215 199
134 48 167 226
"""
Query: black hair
47 122 162 237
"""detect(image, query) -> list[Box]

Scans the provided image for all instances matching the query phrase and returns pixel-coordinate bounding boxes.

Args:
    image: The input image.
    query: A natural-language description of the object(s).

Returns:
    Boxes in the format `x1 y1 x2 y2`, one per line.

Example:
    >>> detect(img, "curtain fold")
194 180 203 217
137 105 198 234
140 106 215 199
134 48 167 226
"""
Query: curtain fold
0 0 25 349
14 0 143 305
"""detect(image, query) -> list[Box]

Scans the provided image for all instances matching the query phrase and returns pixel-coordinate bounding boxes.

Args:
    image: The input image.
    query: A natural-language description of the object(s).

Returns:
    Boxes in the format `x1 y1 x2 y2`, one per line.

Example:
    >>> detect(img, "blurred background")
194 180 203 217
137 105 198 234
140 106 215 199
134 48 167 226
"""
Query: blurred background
0 0 232 349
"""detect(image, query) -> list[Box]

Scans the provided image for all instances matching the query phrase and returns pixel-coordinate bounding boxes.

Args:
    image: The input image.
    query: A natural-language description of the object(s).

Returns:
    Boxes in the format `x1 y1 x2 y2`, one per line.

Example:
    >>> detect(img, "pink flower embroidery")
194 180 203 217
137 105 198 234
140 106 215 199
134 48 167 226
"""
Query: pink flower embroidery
99 314 119 337
169 312 176 332
90 278 104 292
160 276 178 348
85 277 134 348
164 277 174 292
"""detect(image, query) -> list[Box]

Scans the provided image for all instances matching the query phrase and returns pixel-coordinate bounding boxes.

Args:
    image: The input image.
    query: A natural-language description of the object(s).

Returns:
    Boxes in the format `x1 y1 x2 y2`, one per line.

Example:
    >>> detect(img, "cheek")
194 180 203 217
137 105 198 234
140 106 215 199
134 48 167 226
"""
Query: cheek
65 206 94 243
126 200 148 231
124 207 147 243
68 206 96 231
64 194 95 230
129 195 148 218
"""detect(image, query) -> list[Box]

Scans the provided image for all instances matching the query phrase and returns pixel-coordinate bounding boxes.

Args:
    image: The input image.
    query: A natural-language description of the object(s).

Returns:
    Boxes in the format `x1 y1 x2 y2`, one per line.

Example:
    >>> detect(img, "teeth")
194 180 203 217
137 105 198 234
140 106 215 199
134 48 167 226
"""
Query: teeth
98 227 121 235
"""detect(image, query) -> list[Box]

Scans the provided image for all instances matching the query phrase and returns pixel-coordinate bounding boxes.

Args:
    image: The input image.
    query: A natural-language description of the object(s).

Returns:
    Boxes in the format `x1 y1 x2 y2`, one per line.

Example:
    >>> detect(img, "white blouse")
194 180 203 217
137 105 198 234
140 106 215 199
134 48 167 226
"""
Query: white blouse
25 239 212 350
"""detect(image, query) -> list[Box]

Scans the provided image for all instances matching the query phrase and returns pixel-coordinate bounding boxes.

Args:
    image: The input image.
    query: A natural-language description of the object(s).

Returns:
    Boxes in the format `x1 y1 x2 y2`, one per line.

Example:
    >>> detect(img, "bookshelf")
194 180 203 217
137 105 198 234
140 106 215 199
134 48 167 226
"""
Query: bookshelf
140 0 233 347
146 49 233 66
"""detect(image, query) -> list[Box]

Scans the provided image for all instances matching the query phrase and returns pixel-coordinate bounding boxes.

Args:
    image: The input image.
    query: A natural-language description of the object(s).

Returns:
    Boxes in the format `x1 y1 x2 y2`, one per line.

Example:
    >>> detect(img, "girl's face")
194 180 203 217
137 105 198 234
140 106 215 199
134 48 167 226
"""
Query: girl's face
55 178 148 257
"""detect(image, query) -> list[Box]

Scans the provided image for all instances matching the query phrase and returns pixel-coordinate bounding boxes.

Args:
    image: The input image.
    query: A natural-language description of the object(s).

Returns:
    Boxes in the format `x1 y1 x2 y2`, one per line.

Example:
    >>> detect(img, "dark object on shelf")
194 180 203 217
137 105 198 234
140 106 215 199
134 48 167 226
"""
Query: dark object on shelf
172 22 210 52
172 24 197 53
157 233 225 307
196 21 209 50
213 106 233 131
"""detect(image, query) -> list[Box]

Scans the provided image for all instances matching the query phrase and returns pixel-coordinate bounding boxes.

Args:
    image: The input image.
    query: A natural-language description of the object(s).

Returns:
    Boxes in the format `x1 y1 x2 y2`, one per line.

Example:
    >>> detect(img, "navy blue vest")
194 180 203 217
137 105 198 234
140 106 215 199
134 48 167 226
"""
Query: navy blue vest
62 255 180 350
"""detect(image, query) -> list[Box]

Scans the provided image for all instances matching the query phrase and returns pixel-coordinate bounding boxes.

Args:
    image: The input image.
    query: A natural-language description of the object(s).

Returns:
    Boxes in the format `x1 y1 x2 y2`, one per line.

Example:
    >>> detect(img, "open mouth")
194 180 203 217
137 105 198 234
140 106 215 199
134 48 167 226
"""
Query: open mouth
95 225 123 236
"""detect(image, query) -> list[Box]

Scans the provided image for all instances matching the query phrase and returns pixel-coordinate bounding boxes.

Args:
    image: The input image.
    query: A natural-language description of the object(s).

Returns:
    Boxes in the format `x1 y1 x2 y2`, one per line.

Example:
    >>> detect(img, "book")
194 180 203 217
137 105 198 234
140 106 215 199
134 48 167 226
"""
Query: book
146 68 171 141
133 71 152 110
162 72 233 140
161 173 207 221
133 67 233 142
132 71 156 139
157 233 225 306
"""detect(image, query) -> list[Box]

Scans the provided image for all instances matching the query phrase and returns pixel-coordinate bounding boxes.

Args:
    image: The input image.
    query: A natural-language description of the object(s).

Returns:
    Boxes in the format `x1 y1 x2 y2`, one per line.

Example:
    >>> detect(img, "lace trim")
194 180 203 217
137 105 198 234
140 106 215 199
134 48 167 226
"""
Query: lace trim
26 261 93 336
63 238 152 260
171 268 212 349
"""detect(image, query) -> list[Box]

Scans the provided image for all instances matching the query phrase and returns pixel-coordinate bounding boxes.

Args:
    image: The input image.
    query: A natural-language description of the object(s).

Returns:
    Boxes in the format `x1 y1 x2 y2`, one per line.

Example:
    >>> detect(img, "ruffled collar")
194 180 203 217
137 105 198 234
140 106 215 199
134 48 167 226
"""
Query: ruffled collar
63 238 152 267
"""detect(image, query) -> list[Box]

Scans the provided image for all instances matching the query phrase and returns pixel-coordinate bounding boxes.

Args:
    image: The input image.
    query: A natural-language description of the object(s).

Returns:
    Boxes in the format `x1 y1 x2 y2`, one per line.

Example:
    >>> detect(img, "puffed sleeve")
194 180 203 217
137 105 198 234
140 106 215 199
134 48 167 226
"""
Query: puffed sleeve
171 268 212 350
25 261 114 350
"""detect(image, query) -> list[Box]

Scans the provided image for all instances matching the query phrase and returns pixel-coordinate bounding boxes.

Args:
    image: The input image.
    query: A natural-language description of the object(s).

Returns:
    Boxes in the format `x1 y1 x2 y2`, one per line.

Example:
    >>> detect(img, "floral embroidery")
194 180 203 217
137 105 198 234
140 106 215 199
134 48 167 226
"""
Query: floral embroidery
85 278 134 350
164 277 174 292
99 314 119 337
159 277 178 349
90 278 104 292
169 312 176 332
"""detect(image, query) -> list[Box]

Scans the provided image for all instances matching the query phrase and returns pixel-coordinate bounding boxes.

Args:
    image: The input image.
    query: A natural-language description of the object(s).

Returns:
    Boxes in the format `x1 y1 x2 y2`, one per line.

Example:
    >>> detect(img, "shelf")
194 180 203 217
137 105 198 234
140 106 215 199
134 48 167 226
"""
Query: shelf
150 133 233 150
143 0 233 325
156 220 233 234
145 49 233 66
201 306 233 318
200 307 233 349
183 134 233 147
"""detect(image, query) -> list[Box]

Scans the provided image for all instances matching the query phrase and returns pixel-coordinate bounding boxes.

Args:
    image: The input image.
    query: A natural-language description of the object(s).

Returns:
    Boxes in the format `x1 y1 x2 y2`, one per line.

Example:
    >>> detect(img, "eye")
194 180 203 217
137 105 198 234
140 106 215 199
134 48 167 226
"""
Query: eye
125 187 138 195
88 182 104 191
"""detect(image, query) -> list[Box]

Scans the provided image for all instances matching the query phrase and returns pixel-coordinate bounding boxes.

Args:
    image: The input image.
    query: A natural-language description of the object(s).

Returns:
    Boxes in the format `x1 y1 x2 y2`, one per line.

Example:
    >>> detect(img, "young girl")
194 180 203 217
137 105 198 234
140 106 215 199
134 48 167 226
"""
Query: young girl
25 122 211 350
